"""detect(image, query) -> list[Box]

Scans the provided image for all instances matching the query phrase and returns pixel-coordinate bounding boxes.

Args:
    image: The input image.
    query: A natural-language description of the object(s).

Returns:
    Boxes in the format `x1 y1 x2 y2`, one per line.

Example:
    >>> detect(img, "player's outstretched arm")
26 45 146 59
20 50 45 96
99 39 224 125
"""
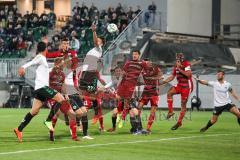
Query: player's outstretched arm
46 50 62 58
193 76 208 85
18 67 25 77
99 77 106 86
91 24 99 47
161 75 175 85
229 89 240 102
19 55 43 76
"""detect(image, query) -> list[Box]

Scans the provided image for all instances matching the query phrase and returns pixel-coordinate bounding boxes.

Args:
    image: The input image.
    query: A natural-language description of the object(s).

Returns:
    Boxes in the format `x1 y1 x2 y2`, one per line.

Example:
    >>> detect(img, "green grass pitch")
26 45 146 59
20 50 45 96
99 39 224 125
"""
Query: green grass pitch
0 108 239 160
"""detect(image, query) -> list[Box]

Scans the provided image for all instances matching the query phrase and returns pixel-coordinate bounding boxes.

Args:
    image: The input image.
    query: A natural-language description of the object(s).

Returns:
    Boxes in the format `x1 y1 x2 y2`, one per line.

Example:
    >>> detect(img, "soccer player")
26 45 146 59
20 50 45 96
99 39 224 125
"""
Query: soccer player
194 70 240 132
77 69 106 132
43 37 79 127
105 66 124 132
78 24 106 131
47 37 79 87
161 53 193 130
13 42 79 142
137 59 162 133
44 58 90 141
117 50 148 134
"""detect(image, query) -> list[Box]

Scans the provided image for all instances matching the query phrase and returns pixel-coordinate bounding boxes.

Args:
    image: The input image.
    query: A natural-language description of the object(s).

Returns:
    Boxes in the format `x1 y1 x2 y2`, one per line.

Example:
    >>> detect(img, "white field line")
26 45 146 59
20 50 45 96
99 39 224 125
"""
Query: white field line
0 133 238 155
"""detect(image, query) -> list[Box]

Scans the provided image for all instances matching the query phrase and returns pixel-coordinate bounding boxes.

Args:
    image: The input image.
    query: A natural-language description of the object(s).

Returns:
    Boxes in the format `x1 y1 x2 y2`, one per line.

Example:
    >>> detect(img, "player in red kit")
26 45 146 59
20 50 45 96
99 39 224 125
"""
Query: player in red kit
44 58 80 141
47 37 78 87
161 53 193 130
43 38 79 140
117 50 148 133
137 59 163 133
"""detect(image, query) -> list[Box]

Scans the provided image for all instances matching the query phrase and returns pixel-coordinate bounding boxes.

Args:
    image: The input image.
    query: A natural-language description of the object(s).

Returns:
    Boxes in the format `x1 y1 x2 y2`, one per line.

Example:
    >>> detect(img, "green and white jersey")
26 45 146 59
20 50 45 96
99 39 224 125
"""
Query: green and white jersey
208 80 232 107
22 54 49 90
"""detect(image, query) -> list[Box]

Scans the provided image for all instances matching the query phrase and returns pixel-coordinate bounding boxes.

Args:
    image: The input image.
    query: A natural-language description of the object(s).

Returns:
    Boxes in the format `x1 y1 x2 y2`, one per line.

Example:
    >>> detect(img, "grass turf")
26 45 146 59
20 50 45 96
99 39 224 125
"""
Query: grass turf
0 108 239 160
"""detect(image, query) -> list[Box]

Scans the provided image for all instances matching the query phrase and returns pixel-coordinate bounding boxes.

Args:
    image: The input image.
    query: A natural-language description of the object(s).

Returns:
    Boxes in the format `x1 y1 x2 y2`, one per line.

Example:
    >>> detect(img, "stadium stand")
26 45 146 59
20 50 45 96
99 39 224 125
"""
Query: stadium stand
0 5 55 58
47 2 145 58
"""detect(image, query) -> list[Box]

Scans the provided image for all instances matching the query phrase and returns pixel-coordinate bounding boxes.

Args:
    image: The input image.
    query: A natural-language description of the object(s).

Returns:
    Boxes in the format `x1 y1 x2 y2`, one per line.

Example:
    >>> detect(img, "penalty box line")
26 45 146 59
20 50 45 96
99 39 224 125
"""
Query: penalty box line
0 133 238 155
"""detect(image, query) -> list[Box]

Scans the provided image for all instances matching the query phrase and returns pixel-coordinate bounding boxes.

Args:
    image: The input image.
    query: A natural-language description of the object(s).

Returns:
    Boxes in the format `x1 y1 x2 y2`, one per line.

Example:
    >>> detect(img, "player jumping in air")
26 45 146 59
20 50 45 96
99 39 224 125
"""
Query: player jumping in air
117 50 148 134
44 37 78 120
194 70 240 132
14 42 79 142
77 24 106 131
161 53 193 130
45 58 92 141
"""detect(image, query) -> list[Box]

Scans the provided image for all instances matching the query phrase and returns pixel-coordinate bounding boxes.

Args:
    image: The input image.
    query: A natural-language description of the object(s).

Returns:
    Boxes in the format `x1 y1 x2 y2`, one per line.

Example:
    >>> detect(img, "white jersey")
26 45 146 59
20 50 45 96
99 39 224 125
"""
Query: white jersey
64 66 82 95
22 54 49 90
82 46 102 71
208 80 232 107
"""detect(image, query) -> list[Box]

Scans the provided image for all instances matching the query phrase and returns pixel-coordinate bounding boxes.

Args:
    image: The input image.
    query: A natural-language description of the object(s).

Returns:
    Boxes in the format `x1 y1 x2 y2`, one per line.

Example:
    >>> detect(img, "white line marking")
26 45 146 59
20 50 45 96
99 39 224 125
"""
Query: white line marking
0 133 237 155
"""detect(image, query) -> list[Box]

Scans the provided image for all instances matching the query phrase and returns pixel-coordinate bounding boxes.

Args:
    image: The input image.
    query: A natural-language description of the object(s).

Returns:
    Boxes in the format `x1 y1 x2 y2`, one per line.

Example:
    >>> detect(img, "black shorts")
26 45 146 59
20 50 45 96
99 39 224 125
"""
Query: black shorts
69 94 84 111
213 103 235 115
78 71 98 93
34 86 57 102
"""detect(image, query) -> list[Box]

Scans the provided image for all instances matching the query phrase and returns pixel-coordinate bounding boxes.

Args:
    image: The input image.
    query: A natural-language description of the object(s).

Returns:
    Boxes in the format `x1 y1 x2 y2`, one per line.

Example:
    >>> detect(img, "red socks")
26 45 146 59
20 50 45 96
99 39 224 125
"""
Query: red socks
98 108 104 129
99 117 104 129
60 101 71 114
147 112 156 129
52 117 58 128
167 98 173 113
69 119 77 139
121 108 128 120
177 111 186 125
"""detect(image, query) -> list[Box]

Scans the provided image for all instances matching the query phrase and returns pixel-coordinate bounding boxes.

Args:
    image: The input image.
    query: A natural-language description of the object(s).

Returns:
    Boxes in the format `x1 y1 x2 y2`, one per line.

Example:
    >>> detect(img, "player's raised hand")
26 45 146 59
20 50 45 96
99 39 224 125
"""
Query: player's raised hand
18 67 25 77
91 24 97 32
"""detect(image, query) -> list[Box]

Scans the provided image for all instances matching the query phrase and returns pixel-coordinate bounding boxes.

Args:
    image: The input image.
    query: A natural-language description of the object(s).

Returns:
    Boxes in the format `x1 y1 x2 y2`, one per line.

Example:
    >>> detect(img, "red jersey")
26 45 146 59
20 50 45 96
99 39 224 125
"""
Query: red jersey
117 60 147 98
122 60 147 84
47 49 78 88
172 60 193 89
49 67 65 92
47 49 77 59
142 66 161 96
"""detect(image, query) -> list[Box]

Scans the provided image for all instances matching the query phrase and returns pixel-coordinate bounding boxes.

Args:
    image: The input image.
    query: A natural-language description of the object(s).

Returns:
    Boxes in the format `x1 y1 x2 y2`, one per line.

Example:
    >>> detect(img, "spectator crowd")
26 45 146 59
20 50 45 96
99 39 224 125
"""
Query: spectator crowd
47 2 144 57
0 5 56 58
0 2 157 58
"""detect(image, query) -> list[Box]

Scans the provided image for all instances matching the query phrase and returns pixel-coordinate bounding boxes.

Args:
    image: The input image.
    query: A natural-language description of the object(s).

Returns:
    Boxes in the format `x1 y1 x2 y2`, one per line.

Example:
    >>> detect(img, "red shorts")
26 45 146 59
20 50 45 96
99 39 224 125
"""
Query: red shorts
82 96 91 108
83 96 101 109
140 95 159 107
117 81 136 99
46 99 56 108
59 101 71 114
174 85 191 101
117 100 124 113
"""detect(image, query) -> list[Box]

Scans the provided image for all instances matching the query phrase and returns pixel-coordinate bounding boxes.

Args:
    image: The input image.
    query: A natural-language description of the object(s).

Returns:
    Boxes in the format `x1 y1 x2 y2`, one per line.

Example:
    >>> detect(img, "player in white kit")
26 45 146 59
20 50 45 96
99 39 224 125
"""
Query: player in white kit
194 70 240 132
14 42 79 142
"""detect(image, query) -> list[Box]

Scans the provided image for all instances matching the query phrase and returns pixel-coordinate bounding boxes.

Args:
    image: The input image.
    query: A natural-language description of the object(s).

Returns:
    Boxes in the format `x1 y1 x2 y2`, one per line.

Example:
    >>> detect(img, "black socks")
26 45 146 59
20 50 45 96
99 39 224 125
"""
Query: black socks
205 120 213 129
81 115 88 136
18 112 33 132
112 116 117 128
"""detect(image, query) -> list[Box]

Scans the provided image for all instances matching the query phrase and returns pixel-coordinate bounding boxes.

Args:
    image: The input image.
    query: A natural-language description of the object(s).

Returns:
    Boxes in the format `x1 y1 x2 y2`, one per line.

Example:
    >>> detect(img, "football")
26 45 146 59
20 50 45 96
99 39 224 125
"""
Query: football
107 23 118 33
